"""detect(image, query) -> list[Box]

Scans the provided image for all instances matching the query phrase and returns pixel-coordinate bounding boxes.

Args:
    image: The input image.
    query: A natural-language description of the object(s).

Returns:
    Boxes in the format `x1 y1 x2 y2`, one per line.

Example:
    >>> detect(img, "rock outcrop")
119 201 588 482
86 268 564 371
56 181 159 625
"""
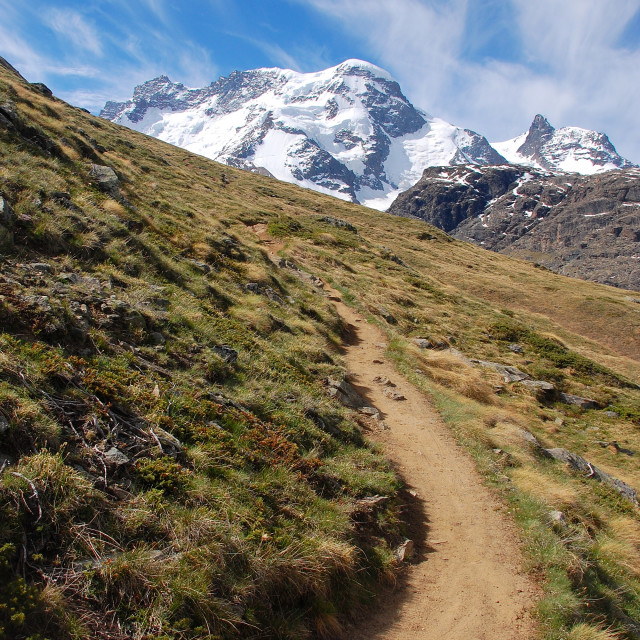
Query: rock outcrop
388 164 640 290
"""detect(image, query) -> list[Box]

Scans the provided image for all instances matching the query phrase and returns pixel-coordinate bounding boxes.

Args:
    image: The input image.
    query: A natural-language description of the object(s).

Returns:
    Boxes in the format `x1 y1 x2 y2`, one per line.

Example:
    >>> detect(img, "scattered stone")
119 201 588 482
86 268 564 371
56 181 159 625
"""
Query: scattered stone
0 414 9 434
372 359 384 364
0 225 12 249
327 377 366 409
472 359 530 383
103 447 129 466
149 332 166 346
189 260 211 274
549 510 568 528
558 392 598 410
125 310 146 331
26 262 53 274
412 338 432 349
0 196 14 226
23 295 52 312
245 282 260 293
519 429 544 450
151 427 182 451
373 376 395 387
149 297 170 309
356 495 389 508
555 417 564 426
544 447 638 505
377 307 396 324
603 410 618 418
595 441 635 456
89 164 121 199
394 539 415 562
383 389 406 401
0 452 13 468
520 379 556 401
359 406 381 420
212 345 238 364
318 216 357 232
508 343 524 354
278 258 298 270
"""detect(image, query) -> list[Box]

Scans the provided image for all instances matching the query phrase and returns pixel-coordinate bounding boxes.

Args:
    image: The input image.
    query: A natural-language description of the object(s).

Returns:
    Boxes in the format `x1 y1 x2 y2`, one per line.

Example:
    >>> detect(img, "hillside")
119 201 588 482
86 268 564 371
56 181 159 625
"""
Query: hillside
388 164 640 290
2 58 640 640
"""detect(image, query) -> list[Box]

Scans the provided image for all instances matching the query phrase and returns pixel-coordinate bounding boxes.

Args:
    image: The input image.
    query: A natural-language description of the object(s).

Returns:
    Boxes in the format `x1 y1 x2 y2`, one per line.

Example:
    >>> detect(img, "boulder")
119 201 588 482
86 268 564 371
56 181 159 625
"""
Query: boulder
103 447 130 466
544 447 638 505
412 338 432 349
472 359 530 383
327 377 366 409
508 343 524 354
558 392 598 410
0 196 14 226
212 345 238 364
30 82 53 98
89 164 121 199
520 379 556 401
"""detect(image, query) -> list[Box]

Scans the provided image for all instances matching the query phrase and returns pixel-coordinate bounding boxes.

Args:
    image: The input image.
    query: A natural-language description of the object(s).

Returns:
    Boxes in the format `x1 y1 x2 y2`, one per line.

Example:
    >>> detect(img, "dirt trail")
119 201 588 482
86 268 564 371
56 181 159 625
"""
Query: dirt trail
249 226 539 639
327 289 539 640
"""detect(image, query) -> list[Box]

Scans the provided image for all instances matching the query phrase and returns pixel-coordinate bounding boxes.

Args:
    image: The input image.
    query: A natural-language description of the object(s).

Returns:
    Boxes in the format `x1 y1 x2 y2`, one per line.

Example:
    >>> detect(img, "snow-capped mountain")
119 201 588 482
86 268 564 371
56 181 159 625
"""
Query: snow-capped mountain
492 114 635 174
100 60 505 209
101 62 635 209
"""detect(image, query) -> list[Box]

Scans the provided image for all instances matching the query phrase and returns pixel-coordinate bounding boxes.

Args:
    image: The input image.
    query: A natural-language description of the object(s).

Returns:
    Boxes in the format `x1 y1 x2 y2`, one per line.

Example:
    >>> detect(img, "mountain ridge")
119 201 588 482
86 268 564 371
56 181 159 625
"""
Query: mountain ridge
100 60 507 208
101 61 635 209
492 113 635 174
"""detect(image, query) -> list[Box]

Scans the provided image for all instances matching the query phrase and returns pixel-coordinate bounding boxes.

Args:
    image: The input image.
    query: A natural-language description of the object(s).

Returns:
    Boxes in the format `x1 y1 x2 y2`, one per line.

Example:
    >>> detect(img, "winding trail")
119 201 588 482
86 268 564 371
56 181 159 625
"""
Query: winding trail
327 289 539 640
249 225 539 639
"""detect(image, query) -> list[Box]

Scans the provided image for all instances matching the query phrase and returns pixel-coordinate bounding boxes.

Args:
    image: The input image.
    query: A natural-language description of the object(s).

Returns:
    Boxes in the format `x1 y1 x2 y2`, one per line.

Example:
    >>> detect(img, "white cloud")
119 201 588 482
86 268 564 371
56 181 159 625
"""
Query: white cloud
45 8 103 56
299 0 640 163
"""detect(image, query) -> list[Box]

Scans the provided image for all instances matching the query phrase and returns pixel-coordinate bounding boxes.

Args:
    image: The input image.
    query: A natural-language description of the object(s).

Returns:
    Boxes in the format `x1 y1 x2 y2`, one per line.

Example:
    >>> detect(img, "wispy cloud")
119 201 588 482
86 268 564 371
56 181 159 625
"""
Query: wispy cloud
45 8 103 56
299 0 640 162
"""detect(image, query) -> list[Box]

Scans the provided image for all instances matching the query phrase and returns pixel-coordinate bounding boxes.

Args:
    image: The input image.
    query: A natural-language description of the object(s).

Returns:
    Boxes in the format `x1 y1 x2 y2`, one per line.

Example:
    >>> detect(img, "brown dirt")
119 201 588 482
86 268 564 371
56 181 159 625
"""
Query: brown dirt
327 289 540 640
250 226 540 639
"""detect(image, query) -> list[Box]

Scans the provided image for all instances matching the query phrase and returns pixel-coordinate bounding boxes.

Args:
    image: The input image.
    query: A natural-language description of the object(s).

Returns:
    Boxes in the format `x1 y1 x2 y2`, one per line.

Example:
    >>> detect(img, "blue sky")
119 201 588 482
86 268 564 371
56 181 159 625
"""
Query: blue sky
1 0 639 162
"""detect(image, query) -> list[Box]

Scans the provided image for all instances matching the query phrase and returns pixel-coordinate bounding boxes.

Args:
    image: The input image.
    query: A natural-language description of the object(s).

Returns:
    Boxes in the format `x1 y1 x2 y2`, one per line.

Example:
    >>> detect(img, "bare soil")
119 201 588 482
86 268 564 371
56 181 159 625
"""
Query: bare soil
249 225 539 639
328 288 540 640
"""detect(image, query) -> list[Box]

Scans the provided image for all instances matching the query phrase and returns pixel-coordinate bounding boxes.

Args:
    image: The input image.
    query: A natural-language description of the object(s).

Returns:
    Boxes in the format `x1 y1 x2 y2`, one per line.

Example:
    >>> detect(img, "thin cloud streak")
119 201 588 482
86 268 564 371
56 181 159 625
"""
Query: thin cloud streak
45 8 103 56
299 0 640 163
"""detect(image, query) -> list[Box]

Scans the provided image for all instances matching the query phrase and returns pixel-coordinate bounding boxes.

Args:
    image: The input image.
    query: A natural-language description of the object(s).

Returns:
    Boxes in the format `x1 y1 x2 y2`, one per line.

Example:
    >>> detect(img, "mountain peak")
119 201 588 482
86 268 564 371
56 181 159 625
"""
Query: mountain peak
334 58 393 80
493 114 635 174
530 114 554 133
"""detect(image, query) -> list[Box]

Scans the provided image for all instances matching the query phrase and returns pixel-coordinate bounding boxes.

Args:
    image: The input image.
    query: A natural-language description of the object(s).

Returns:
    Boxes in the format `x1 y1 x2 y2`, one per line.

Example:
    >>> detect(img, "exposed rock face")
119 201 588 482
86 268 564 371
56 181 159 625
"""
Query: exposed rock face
100 60 503 208
388 165 640 290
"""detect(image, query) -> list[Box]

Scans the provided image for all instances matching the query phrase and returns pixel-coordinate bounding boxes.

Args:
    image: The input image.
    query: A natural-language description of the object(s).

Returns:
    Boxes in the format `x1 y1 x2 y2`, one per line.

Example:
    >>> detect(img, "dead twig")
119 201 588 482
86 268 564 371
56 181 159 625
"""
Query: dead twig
10 471 42 522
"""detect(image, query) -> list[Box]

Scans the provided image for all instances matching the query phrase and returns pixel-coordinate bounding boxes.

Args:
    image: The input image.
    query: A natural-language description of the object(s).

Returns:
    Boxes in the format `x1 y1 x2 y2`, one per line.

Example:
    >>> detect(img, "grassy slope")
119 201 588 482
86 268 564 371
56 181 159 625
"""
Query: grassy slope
0 63 640 640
